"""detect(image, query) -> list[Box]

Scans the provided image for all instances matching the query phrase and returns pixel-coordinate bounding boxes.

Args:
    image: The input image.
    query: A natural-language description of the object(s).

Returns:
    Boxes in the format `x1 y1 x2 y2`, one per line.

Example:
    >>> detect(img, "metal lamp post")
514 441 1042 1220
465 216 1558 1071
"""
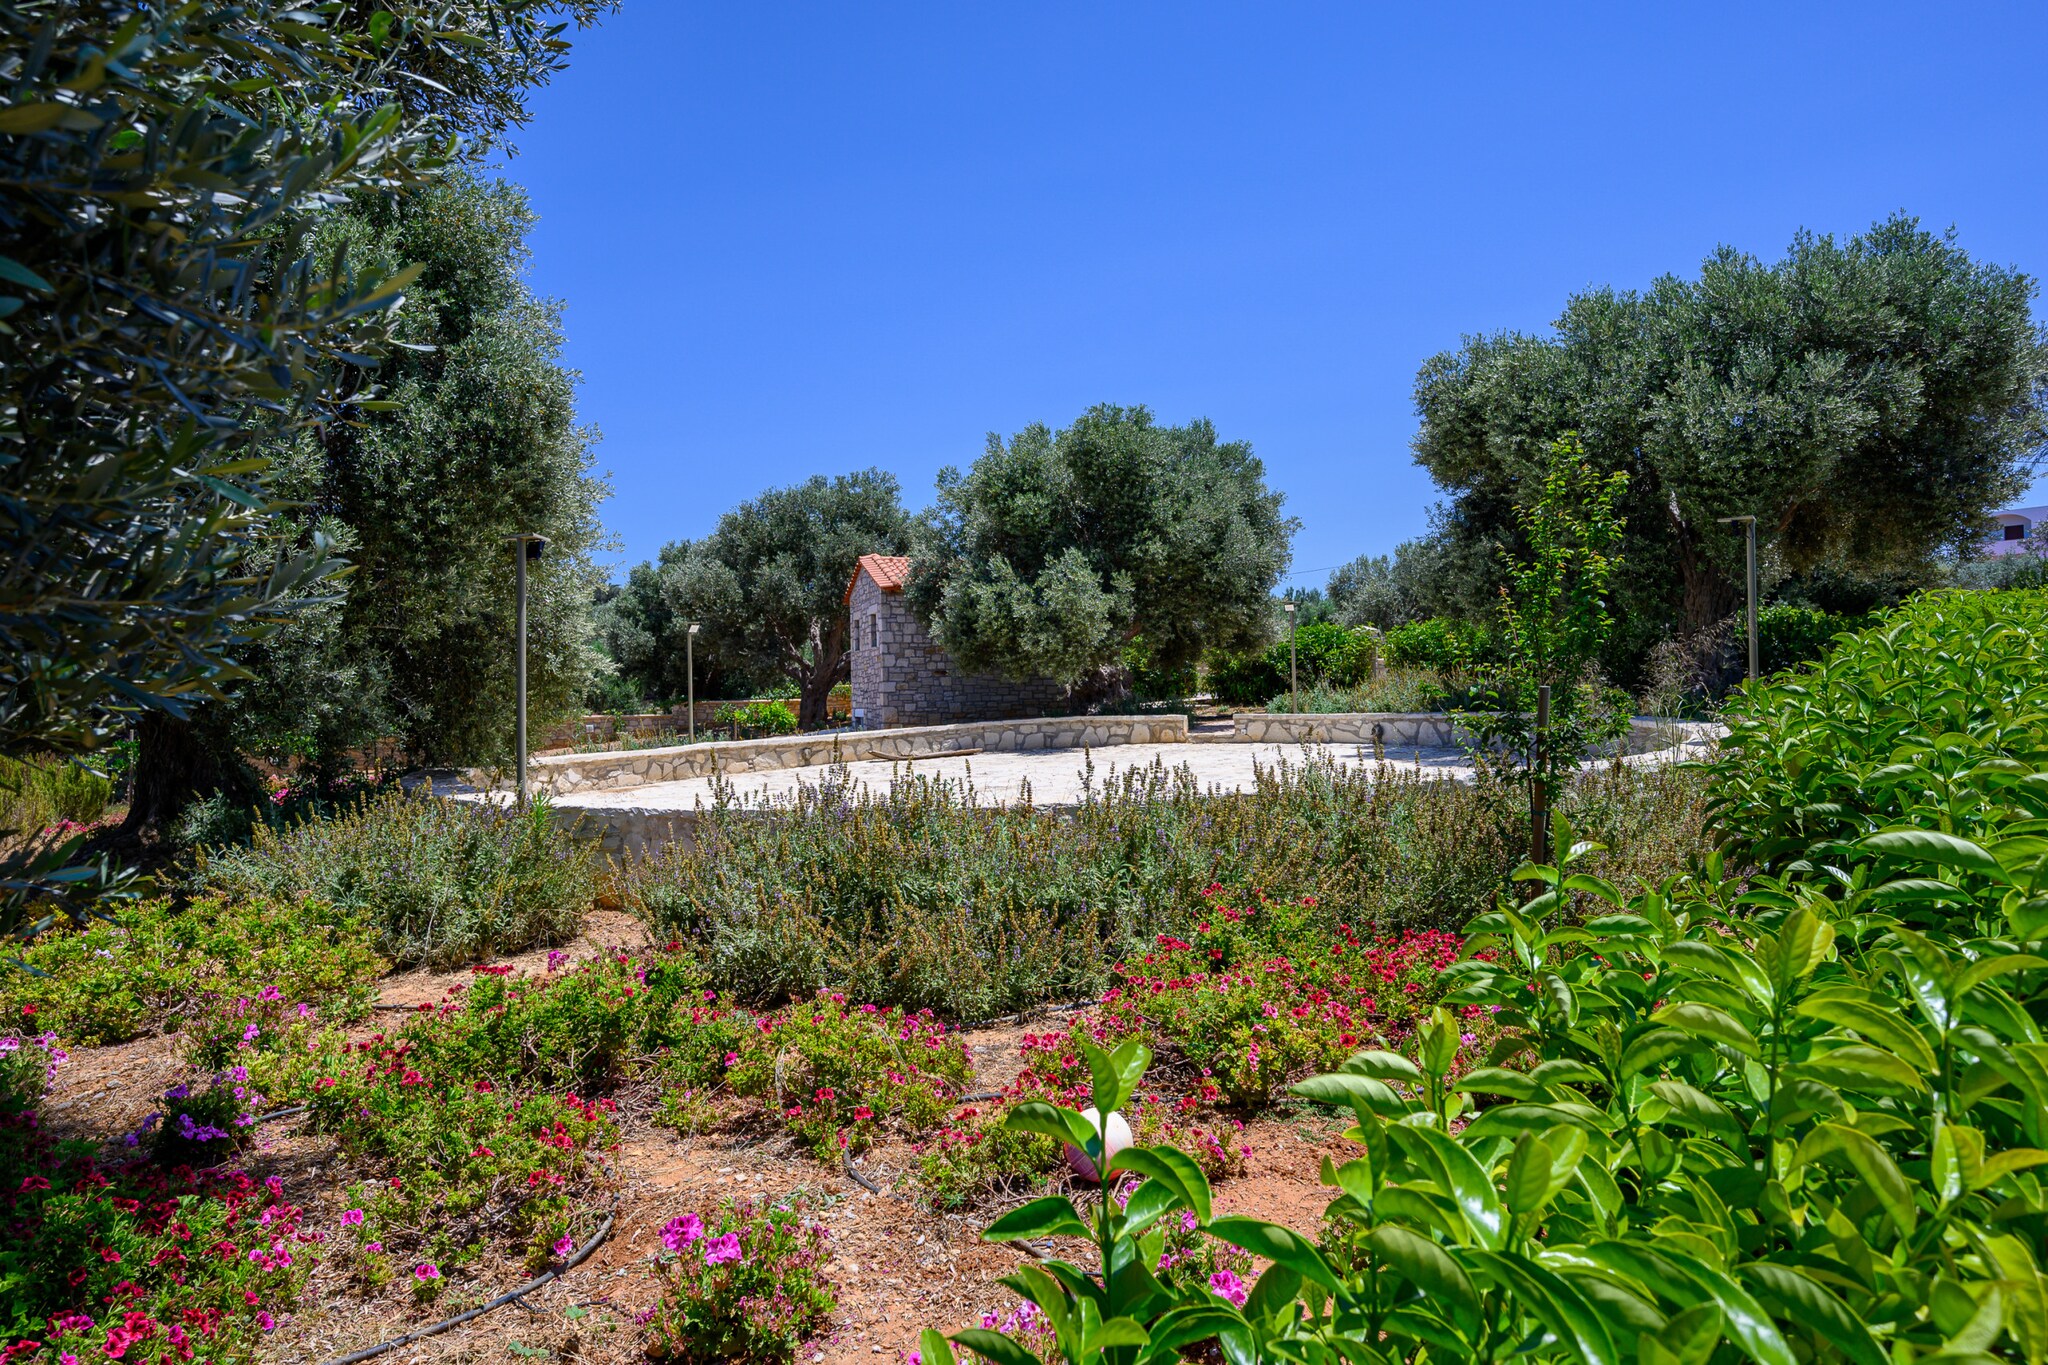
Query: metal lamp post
686 622 700 742
1715 515 1759 684
506 533 549 806
1284 601 1298 712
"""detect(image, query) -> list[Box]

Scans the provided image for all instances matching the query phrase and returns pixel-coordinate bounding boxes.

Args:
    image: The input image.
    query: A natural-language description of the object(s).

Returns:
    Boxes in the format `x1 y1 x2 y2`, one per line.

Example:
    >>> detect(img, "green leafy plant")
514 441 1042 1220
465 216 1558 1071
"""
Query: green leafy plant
645 1198 836 1364
0 893 383 1046
712 699 800 737
1709 588 2048 882
1460 433 1633 786
194 788 592 967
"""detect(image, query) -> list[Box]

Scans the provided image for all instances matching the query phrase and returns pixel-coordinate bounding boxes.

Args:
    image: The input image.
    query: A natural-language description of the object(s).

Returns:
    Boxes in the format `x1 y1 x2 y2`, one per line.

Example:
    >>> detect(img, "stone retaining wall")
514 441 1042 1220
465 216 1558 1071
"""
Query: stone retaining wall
522 713 1191 796
1238 712 1719 756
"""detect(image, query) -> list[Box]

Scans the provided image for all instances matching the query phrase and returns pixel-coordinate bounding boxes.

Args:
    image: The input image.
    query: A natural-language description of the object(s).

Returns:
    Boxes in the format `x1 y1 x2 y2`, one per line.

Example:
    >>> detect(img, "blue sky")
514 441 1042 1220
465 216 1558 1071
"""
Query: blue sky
507 3 2048 585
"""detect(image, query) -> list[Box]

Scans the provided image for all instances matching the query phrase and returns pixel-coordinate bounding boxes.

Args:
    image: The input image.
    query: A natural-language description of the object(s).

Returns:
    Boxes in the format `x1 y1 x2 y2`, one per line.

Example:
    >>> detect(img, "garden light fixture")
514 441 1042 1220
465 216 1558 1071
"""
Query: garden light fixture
1284 600 1298 713
506 533 549 806
687 622 701 742
1715 515 1758 684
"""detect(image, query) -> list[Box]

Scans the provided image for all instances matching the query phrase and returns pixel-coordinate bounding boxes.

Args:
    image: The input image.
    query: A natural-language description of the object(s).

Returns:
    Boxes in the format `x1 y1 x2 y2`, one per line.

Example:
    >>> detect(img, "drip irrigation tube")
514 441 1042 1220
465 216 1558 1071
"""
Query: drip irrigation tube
842 1154 882 1194
313 1212 615 1365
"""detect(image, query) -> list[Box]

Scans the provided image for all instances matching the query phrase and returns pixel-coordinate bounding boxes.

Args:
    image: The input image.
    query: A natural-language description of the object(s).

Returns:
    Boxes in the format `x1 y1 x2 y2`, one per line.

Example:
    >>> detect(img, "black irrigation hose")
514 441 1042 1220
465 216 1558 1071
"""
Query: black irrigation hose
842 1153 882 1194
315 1212 615 1365
251 1104 308 1125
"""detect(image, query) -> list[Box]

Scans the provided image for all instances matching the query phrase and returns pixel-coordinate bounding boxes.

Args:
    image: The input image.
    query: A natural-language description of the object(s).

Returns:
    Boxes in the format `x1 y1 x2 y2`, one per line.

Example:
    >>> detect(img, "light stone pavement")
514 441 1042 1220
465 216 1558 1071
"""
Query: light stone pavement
552 740 1478 813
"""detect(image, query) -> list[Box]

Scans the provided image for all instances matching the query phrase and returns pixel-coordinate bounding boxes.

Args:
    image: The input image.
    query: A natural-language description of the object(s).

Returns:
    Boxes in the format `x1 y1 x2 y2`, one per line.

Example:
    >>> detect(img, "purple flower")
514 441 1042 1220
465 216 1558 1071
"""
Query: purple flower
701 1231 743 1265
1209 1269 1249 1307
342 1209 365 1226
553 1235 575 1257
414 1262 440 1281
660 1214 704 1252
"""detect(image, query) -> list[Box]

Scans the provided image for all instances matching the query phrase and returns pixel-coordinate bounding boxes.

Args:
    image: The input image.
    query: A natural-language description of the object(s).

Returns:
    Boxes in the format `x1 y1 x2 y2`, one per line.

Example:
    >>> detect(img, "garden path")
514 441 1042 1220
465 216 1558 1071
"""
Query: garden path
558 740 1476 814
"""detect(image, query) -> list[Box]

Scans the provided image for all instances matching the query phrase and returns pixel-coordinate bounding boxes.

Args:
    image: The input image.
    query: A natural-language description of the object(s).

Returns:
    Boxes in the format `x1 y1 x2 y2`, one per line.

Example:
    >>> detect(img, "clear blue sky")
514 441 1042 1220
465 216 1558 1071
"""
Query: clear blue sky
506 3 2048 585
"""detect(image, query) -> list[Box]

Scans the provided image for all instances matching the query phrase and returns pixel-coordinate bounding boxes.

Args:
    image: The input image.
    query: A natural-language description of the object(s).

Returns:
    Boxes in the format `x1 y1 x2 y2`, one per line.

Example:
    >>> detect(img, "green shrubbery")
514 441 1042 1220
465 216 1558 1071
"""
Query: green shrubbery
622 757 1710 1021
713 699 800 737
922 585 2048 1365
0 894 384 1045
646 1199 837 1363
194 788 592 967
1208 622 1382 708
1711 588 2048 875
0 753 113 835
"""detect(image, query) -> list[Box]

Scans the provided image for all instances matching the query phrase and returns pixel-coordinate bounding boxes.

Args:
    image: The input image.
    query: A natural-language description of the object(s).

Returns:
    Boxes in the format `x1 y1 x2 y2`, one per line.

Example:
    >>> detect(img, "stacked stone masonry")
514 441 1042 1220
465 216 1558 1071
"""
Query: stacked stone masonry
847 564 1064 728
522 713 1191 797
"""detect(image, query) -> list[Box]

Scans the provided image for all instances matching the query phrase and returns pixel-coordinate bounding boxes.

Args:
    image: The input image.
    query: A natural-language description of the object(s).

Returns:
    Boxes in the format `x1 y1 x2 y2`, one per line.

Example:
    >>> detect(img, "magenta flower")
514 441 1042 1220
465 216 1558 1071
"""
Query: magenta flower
553 1235 575 1257
660 1213 704 1252
364 1242 384 1254
258 1312 276 1331
701 1231 743 1265
414 1262 440 1281
1209 1269 1249 1307
341 1209 365 1226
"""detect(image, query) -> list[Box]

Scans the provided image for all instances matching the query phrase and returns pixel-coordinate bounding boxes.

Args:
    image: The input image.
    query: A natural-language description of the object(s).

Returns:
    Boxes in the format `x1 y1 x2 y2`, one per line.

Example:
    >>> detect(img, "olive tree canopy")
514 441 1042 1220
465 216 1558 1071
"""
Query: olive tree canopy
909 405 1295 684
1412 215 2048 647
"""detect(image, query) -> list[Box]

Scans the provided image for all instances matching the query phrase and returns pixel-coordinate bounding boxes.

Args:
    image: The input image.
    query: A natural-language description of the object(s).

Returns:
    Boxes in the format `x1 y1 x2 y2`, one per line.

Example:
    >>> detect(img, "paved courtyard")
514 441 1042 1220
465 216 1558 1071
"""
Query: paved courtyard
553 739 1478 813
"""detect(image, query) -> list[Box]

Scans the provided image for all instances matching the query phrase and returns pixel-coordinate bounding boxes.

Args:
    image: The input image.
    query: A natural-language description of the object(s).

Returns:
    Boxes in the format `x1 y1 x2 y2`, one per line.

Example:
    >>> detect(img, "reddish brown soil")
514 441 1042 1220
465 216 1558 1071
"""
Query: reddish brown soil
41 911 1352 1365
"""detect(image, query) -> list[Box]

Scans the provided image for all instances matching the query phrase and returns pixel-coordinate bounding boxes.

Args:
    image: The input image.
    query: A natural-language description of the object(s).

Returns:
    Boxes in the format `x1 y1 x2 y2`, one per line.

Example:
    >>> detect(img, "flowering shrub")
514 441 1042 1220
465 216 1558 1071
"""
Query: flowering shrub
306 1029 619 1272
1042 893 1474 1107
142 1069 264 1166
0 894 383 1046
644 1198 834 1364
399 948 727 1093
194 787 593 968
0 1031 63 1117
0 1044 309 1365
715 993 972 1158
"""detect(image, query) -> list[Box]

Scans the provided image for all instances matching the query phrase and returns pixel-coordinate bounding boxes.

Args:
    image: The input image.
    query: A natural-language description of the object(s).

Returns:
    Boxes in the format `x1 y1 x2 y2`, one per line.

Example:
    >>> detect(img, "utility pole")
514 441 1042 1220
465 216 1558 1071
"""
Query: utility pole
686 622 700 742
506 534 549 806
1716 515 1759 684
1284 600 1298 712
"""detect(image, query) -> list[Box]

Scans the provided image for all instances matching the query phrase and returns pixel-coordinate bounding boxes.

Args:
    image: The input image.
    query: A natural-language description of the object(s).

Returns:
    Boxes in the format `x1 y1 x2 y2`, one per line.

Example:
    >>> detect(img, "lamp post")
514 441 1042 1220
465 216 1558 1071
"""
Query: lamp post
1715 515 1759 684
506 533 549 806
686 622 700 742
1284 600 1298 712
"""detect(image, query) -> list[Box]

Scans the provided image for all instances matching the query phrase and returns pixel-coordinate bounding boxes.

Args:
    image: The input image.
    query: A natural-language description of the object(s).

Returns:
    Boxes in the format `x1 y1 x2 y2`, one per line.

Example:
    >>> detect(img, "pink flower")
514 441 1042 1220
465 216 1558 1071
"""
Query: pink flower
257 1312 276 1331
553 1235 575 1257
413 1263 440 1281
723 1051 740 1067
341 1209 364 1226
364 1242 383 1254
701 1232 742 1265
1209 1269 1249 1307
660 1214 704 1252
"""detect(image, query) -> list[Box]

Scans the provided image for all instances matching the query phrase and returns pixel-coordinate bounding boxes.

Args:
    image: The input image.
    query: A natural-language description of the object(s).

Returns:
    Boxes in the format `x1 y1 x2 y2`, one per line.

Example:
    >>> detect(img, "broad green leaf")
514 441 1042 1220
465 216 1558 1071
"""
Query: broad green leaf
1205 1217 1340 1292
1861 829 2005 881
1134 1306 1243 1363
917 1330 962 1365
1647 1080 1748 1153
1620 1027 1705 1077
1083 1038 1150 1119
1339 1049 1424 1082
1366 1225 1479 1334
948 1329 1041 1365
1469 1250 1618 1365
1291 1072 1409 1116
1795 993 1938 1073
1004 1101 1100 1150
1393 1124 1505 1249
1738 1263 1887 1365
1652 1003 1760 1058
1107 1145 1212 1224
1792 1123 1918 1237
982 1196 1091 1243
1791 1044 1929 1095
1584 1242 1796 1365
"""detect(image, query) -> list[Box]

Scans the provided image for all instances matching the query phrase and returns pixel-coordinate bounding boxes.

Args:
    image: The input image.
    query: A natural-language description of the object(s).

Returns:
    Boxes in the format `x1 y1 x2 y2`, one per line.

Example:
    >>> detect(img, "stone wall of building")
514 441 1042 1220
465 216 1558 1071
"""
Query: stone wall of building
847 570 1065 729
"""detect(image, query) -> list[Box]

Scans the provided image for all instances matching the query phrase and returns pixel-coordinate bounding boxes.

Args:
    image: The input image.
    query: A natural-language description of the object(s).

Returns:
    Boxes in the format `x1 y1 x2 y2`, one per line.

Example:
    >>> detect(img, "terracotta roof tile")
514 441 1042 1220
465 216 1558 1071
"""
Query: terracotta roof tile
845 553 912 604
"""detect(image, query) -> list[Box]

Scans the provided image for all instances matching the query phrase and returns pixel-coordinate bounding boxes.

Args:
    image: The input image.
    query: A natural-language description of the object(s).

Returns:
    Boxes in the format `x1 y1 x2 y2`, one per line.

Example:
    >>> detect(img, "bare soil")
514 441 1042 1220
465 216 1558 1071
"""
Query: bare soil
41 909 1350 1365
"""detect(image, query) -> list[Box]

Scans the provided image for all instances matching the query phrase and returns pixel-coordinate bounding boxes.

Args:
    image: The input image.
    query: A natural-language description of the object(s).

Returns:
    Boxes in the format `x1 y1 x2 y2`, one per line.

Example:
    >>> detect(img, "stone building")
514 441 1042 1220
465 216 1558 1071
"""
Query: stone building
845 554 1066 728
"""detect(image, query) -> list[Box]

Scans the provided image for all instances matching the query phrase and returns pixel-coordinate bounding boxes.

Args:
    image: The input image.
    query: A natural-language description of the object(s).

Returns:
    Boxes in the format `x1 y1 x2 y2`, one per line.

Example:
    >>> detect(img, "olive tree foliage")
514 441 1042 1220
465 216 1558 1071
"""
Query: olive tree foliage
207 174 610 785
1324 534 1468 630
1412 215 2048 656
909 405 1295 685
659 471 911 731
594 541 762 708
0 3 613 859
